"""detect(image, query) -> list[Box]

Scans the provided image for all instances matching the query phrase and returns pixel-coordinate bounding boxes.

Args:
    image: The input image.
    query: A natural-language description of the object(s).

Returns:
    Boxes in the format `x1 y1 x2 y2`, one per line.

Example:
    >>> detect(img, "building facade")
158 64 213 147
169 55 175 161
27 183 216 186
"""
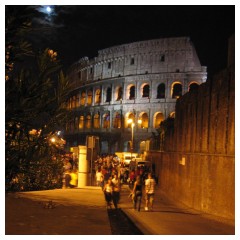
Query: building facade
64 37 207 154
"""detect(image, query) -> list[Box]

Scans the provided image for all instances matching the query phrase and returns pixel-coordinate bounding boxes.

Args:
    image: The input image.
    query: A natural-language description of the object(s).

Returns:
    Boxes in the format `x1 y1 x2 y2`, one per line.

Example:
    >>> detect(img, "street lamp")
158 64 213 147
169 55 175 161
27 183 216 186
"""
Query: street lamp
127 119 135 158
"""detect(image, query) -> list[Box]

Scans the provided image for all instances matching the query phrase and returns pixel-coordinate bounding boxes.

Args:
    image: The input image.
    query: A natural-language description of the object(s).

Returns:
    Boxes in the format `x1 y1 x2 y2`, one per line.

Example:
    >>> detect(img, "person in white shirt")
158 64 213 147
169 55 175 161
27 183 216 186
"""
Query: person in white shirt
96 170 103 187
145 172 156 211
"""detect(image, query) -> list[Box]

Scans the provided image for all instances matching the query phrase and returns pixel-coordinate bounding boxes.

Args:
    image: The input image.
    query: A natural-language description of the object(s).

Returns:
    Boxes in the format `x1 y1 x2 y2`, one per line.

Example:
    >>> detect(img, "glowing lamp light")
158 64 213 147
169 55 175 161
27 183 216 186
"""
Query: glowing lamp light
127 119 133 124
51 137 56 143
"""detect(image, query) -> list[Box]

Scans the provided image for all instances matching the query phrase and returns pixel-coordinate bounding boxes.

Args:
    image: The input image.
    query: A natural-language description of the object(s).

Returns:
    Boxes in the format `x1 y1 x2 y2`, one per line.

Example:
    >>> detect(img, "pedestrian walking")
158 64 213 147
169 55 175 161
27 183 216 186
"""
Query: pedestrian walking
112 173 121 209
103 178 113 208
96 169 103 187
132 175 143 211
69 169 78 188
99 175 104 190
64 170 71 188
145 172 156 211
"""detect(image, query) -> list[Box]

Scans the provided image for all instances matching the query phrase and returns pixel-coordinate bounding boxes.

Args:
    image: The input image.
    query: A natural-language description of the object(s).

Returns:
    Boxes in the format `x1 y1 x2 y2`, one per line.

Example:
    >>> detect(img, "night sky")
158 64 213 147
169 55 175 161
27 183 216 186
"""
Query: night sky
11 5 236 79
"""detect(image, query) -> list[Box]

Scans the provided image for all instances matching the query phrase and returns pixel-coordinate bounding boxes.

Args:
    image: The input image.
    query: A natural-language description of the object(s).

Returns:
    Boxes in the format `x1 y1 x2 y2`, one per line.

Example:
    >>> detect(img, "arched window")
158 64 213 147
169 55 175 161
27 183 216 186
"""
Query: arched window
95 89 101 104
79 115 84 129
93 112 100 128
189 83 199 92
86 114 91 129
129 86 135 100
126 113 135 128
87 90 93 106
154 112 164 128
157 83 165 98
169 112 175 118
116 87 123 101
106 87 112 102
142 84 150 98
139 113 148 128
113 112 121 128
76 94 80 107
172 83 182 99
72 96 76 108
80 91 86 106
103 112 110 128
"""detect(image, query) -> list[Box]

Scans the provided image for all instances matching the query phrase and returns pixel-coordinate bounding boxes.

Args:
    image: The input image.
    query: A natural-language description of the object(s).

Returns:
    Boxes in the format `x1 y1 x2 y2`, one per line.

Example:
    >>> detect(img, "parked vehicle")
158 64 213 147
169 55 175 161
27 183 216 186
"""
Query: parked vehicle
115 152 138 166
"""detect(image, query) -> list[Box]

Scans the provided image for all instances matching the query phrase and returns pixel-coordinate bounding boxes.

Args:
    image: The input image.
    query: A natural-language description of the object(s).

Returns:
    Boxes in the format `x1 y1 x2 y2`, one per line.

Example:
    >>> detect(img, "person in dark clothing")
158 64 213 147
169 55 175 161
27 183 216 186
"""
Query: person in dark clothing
112 173 121 209
132 175 143 211
64 170 71 188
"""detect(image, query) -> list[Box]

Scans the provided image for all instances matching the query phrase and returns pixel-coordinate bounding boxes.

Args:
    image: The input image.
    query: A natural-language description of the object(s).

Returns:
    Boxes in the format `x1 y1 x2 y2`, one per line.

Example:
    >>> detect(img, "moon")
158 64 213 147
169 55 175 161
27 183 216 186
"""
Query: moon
46 6 52 14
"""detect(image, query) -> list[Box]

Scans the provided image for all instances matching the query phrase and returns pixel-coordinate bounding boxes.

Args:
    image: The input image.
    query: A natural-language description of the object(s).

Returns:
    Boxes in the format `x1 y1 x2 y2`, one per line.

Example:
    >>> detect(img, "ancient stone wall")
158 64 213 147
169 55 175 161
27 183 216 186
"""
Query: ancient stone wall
65 37 207 152
146 62 235 219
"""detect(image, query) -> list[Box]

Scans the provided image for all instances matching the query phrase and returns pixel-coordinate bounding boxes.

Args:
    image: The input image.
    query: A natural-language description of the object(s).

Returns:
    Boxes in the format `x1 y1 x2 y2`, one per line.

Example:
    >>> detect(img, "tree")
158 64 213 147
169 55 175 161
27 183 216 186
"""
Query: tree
5 6 73 191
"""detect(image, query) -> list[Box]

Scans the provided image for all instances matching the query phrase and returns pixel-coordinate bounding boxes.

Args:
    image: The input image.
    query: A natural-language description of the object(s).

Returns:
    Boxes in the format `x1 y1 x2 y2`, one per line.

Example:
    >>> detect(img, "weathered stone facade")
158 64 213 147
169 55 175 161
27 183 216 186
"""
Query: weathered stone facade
146 35 235 220
65 37 207 153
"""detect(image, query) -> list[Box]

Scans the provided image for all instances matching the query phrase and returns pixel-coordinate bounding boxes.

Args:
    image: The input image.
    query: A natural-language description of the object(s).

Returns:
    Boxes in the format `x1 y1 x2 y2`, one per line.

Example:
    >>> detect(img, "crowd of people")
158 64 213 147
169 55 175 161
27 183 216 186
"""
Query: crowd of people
94 154 157 211
61 153 157 211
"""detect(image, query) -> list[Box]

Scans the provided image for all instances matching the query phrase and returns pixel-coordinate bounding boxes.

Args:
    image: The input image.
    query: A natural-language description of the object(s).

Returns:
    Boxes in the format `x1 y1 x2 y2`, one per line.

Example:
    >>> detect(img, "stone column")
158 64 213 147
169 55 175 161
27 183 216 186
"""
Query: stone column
78 145 88 187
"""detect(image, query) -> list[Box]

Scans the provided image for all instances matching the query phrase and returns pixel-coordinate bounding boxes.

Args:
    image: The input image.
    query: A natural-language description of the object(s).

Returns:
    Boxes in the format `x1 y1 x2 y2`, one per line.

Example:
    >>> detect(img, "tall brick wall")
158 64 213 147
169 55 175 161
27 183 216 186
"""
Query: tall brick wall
146 47 235 219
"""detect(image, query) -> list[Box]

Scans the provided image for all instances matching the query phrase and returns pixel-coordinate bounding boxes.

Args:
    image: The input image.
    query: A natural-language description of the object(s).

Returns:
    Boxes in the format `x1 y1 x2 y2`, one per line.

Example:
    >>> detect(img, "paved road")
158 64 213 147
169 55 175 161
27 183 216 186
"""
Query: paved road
5 185 235 235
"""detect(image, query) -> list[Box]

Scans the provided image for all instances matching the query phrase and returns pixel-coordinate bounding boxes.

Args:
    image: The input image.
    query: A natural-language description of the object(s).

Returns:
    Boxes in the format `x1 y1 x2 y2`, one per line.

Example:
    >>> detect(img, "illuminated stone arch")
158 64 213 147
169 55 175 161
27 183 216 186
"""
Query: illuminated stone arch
153 112 164 128
140 83 150 98
72 96 76 108
115 85 123 101
138 112 149 128
103 112 110 128
113 111 122 128
125 112 135 128
93 112 100 128
78 115 84 129
76 93 80 107
126 84 135 100
80 90 86 106
171 81 182 99
95 89 101 104
87 89 93 106
86 113 91 129
169 111 175 118
188 81 199 92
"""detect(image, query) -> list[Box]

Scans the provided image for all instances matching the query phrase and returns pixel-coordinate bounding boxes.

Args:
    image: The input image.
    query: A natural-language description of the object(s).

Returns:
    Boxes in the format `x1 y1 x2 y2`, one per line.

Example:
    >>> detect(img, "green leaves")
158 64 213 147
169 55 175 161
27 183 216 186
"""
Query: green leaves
5 6 70 191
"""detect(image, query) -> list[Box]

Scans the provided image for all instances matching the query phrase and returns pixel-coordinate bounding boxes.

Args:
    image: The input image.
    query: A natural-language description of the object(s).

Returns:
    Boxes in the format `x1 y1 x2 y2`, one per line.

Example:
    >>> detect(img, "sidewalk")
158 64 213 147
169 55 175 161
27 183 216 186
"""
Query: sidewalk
120 185 235 235
5 187 111 235
5 185 235 235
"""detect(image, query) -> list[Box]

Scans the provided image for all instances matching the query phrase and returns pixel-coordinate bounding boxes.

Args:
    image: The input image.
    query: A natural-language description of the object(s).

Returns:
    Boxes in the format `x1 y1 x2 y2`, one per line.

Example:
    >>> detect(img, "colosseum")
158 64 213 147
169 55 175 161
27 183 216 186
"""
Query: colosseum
64 37 207 154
